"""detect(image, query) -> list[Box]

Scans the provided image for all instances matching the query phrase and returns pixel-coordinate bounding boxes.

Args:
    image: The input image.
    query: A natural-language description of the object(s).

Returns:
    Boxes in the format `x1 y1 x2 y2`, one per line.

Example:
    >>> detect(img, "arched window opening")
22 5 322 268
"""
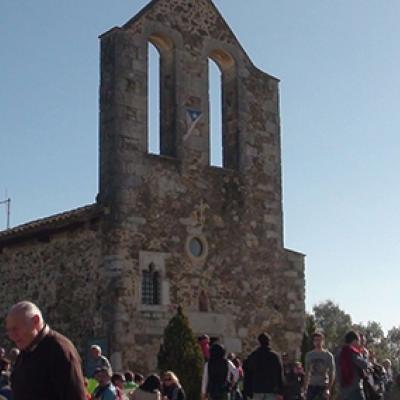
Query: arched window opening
209 58 223 167
141 263 161 305
147 42 161 155
147 33 176 158
208 49 239 170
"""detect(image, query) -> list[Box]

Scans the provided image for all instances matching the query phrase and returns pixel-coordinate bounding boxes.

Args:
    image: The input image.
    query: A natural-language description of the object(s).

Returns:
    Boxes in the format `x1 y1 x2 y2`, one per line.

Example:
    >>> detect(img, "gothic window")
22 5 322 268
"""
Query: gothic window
147 34 176 157
141 263 161 305
208 50 239 170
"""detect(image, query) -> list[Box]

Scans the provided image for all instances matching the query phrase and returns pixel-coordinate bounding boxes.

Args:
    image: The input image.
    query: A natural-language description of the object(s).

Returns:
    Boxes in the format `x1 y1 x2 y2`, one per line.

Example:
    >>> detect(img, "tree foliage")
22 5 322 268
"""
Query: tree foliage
353 321 389 361
387 327 400 371
313 300 353 351
304 300 400 399
307 299 400 372
158 307 204 400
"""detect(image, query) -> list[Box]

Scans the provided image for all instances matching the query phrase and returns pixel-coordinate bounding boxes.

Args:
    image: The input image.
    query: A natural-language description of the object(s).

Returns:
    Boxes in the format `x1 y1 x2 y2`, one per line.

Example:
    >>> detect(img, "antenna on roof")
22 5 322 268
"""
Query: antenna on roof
0 190 11 230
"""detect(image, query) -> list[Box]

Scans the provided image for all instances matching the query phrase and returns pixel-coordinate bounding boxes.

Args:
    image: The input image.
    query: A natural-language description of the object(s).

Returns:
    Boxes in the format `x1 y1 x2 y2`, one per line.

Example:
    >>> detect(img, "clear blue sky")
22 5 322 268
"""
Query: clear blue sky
1 0 399 332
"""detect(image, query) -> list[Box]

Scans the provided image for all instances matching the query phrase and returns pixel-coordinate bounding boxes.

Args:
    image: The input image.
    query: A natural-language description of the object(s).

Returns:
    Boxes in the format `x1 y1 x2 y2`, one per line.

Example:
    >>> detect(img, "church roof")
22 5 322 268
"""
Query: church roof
0 204 103 247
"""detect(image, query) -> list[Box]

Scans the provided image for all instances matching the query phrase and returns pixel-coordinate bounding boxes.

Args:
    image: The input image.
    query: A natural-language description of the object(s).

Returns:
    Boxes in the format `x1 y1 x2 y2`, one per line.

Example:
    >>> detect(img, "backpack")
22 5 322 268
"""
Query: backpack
207 359 230 398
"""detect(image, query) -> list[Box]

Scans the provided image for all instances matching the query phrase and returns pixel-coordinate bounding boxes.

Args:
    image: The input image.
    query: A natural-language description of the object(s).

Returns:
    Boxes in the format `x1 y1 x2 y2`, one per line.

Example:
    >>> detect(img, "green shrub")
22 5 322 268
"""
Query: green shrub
158 307 204 400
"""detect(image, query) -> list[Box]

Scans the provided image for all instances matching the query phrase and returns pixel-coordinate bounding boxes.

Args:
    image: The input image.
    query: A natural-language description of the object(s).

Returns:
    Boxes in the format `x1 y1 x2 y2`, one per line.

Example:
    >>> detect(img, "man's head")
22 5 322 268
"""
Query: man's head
6 301 44 350
382 359 392 370
198 334 210 344
359 333 367 347
90 345 102 359
125 371 134 383
94 367 111 386
294 361 303 373
258 332 271 347
0 358 10 372
368 350 377 363
344 330 360 346
209 343 226 361
312 332 325 350
134 373 144 385
111 373 125 389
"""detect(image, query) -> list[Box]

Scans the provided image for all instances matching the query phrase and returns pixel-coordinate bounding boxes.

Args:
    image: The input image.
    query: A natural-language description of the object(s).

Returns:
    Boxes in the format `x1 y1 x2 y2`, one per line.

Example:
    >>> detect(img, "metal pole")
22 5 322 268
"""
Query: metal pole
0 198 11 229
6 198 10 229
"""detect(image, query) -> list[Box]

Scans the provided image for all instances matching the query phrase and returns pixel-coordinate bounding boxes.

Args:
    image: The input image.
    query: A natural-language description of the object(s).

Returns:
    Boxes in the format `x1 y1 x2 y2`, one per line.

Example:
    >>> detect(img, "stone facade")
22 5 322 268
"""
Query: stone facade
0 0 305 374
0 206 105 356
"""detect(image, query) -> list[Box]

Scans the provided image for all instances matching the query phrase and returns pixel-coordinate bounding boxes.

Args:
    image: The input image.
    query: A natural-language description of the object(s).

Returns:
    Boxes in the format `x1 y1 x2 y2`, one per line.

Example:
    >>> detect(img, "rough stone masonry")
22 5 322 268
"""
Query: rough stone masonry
0 0 305 373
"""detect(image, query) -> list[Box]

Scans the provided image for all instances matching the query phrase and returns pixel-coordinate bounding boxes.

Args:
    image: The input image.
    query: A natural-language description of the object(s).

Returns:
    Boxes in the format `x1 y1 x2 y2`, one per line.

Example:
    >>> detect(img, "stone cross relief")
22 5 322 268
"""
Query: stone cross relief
191 200 209 227
179 199 209 228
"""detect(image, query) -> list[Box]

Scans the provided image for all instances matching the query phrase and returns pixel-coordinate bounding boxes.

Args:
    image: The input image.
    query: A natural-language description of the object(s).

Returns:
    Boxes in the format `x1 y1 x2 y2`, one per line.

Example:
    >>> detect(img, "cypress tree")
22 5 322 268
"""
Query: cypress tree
301 313 317 365
158 307 204 400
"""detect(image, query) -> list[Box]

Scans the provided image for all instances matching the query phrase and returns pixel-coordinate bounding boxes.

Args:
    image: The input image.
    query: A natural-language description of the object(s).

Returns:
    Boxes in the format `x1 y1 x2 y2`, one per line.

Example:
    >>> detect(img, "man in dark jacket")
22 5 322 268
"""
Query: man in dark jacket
6 301 87 400
244 333 284 400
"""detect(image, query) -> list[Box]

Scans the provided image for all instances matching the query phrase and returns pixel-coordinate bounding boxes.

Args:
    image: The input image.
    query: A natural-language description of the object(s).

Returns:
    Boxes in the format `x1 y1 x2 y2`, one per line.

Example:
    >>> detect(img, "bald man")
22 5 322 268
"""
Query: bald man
6 301 87 400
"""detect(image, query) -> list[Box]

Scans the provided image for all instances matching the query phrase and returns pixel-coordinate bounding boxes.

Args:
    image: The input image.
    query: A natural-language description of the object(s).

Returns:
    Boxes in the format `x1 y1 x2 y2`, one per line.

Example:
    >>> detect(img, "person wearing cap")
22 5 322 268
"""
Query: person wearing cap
6 301 87 400
93 367 118 400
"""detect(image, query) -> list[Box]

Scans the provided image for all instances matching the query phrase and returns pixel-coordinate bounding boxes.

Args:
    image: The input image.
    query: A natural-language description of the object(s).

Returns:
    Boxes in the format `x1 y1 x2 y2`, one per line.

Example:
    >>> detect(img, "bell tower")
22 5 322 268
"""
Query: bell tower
97 0 305 371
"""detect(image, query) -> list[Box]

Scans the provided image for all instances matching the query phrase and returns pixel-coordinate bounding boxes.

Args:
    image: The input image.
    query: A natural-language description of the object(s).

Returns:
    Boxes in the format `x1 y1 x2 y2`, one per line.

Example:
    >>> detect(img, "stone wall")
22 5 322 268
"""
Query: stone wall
0 220 104 359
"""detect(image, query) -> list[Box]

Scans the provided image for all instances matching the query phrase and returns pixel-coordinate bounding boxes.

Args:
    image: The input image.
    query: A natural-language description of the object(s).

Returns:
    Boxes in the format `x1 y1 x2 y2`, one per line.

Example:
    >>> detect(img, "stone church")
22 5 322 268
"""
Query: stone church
0 0 305 372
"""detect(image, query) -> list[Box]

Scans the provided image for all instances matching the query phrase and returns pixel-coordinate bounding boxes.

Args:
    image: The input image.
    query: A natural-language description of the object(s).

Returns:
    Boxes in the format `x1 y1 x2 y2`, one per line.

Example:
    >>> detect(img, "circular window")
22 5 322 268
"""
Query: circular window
189 237 204 258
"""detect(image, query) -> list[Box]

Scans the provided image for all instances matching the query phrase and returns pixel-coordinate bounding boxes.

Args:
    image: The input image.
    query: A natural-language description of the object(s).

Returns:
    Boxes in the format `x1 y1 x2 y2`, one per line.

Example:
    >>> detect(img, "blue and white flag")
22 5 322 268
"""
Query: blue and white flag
183 108 203 141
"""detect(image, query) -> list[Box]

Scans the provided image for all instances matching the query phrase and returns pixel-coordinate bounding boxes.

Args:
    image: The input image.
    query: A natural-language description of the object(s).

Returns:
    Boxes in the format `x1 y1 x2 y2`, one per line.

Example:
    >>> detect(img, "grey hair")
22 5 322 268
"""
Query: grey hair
8 301 44 323
90 344 102 353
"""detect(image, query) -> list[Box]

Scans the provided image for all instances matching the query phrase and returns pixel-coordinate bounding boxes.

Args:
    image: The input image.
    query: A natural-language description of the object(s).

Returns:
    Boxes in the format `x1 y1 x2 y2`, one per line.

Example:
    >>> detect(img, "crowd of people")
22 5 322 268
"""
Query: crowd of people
79 348 186 400
0 301 399 400
196 331 399 400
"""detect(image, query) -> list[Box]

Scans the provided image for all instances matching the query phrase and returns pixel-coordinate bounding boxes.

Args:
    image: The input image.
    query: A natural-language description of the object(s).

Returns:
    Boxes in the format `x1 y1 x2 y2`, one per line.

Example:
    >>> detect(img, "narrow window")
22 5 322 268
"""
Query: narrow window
148 42 161 155
141 263 161 305
208 50 238 170
209 58 223 167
